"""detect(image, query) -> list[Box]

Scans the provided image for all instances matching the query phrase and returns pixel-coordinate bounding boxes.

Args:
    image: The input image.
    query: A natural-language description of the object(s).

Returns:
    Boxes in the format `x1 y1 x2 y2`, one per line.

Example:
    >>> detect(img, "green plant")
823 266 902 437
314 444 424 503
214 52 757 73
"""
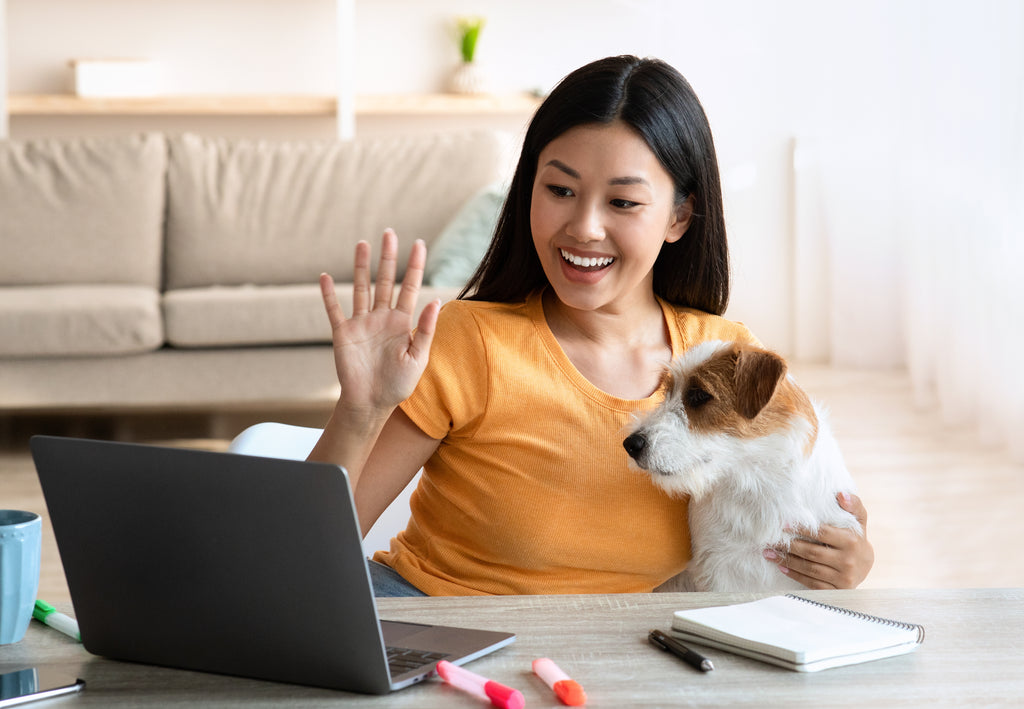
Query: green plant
457 16 485 63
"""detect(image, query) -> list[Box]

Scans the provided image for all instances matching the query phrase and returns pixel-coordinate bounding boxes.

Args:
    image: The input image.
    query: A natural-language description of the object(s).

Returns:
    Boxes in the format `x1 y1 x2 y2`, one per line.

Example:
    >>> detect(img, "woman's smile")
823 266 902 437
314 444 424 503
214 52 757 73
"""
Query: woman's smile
559 248 616 271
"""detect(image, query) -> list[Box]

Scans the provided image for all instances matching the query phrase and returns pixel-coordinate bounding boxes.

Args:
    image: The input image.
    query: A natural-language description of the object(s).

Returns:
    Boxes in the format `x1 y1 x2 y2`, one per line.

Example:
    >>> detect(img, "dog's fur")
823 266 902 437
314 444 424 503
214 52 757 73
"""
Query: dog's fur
624 340 862 592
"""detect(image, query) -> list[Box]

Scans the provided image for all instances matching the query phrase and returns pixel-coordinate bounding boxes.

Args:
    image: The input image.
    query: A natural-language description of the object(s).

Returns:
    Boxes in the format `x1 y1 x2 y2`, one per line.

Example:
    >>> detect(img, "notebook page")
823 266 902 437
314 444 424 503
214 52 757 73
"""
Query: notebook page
671 595 922 665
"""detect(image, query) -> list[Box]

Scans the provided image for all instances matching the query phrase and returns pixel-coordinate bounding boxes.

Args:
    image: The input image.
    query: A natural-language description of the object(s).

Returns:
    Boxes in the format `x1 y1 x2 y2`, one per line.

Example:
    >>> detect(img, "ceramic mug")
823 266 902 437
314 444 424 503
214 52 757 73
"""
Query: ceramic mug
0 510 42 644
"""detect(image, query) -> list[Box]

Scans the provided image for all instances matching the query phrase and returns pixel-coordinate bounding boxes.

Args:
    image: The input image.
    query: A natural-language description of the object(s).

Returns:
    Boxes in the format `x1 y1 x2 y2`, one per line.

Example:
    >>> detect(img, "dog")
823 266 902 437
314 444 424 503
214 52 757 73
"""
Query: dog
623 340 862 592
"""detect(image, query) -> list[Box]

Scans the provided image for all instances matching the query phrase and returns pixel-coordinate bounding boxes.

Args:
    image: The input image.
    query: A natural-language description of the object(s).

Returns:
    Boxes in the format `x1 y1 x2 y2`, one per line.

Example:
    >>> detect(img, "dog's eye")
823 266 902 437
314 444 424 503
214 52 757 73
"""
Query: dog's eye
685 386 713 409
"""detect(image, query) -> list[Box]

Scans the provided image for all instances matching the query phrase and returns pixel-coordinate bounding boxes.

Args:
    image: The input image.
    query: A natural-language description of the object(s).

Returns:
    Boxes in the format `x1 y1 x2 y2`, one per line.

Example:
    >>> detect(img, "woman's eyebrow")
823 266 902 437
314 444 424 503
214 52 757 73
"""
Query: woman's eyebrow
543 160 650 187
544 159 580 179
609 175 650 187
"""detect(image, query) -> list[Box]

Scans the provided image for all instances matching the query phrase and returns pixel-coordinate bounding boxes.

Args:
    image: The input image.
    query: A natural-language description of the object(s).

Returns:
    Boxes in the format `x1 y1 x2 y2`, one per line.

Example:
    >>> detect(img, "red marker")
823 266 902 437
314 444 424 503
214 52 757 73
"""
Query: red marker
436 660 525 709
533 657 587 706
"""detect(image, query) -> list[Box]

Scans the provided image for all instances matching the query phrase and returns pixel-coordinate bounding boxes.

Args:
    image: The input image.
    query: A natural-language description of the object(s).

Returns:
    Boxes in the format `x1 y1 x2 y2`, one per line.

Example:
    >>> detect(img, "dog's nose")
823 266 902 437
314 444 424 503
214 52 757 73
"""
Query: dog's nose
623 433 646 459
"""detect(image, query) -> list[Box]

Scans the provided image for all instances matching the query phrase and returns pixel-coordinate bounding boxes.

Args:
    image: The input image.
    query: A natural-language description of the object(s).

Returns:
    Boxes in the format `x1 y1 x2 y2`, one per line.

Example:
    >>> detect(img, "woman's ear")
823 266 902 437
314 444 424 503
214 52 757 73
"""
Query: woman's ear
665 194 695 244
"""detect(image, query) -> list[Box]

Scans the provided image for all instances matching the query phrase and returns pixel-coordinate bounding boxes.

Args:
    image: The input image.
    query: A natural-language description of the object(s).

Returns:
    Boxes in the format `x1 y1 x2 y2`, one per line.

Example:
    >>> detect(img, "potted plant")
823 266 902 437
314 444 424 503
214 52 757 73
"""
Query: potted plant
448 16 487 94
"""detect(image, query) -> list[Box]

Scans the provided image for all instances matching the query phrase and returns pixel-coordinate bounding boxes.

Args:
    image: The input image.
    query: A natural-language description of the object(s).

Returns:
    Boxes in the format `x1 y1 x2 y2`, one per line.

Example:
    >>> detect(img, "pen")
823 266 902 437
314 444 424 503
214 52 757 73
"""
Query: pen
32 600 82 642
533 657 587 706
436 660 525 709
649 629 714 672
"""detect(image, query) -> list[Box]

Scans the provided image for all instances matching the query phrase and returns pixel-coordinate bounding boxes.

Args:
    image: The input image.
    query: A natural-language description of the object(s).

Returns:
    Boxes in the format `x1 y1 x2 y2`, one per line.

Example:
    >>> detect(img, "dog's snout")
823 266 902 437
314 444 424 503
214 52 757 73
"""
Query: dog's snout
623 433 647 459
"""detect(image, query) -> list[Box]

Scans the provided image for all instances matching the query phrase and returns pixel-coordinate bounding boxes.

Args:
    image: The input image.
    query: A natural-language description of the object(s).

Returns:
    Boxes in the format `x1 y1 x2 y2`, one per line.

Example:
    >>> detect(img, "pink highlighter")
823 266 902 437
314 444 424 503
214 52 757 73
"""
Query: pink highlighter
533 657 587 706
436 660 525 709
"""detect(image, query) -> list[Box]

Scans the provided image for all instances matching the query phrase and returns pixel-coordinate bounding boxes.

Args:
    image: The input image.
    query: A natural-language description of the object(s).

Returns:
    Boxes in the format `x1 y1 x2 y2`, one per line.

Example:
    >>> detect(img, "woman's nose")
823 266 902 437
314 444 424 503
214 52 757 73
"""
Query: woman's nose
565 200 605 242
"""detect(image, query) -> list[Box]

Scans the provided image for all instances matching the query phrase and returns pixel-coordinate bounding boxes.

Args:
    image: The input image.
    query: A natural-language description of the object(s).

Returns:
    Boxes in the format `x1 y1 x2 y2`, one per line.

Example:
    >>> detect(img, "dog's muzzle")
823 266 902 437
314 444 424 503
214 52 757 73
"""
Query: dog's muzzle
623 433 647 462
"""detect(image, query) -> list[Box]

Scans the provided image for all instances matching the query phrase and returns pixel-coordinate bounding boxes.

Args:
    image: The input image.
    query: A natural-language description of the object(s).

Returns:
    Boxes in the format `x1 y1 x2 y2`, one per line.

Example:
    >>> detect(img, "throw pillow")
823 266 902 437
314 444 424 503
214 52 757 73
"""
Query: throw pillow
424 183 506 288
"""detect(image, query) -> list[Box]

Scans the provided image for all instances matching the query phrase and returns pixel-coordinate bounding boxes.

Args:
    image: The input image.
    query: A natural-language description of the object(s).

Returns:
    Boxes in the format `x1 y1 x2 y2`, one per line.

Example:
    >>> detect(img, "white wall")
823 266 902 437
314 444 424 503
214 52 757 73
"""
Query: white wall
6 0 1020 367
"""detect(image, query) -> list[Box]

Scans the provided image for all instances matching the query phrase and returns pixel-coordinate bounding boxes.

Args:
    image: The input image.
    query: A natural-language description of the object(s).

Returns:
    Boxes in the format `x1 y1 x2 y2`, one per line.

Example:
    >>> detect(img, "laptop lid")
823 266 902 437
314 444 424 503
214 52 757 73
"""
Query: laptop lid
31 435 514 694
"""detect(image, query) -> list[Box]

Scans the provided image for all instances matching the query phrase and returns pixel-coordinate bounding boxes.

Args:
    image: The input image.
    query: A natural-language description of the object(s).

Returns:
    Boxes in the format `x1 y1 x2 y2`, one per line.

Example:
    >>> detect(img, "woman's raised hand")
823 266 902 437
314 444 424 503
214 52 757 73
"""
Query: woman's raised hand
319 229 440 419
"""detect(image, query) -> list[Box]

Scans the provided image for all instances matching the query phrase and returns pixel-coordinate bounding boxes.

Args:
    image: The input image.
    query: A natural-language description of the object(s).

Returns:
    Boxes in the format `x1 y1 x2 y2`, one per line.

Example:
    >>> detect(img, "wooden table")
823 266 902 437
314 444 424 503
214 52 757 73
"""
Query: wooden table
1 589 1020 707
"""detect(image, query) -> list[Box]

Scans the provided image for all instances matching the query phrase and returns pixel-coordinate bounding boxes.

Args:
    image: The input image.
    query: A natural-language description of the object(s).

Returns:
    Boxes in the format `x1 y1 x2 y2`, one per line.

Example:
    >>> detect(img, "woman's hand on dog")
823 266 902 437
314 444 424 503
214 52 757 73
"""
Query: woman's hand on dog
763 492 874 589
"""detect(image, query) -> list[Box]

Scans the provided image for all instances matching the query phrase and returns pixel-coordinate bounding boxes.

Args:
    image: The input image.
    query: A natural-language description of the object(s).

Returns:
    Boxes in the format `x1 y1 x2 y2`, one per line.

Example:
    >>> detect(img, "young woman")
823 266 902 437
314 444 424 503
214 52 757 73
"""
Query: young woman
310 55 874 596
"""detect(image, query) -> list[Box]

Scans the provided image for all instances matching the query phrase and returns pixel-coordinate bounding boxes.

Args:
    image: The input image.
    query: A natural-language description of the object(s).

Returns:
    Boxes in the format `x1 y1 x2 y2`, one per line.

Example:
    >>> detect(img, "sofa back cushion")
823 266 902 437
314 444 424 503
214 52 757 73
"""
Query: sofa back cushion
0 133 167 288
164 131 512 290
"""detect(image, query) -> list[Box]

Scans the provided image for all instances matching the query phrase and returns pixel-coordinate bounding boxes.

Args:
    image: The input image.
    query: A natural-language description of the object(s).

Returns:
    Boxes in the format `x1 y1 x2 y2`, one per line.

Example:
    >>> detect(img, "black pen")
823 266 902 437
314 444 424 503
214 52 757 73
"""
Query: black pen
649 629 715 672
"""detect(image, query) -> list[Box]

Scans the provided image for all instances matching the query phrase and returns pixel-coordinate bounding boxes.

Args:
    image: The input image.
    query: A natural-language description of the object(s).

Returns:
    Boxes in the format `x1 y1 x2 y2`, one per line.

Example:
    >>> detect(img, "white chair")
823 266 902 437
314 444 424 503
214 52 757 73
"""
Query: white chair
228 422 417 556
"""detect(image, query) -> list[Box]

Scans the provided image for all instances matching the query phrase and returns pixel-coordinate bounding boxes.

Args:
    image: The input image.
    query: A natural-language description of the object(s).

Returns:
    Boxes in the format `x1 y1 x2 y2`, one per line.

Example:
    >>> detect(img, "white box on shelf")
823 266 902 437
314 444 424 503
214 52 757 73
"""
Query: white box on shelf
70 59 160 98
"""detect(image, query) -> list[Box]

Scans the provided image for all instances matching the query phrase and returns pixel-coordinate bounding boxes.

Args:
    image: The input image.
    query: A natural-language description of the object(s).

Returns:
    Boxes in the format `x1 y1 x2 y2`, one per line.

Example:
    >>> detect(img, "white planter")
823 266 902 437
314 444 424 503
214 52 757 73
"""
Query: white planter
448 62 487 95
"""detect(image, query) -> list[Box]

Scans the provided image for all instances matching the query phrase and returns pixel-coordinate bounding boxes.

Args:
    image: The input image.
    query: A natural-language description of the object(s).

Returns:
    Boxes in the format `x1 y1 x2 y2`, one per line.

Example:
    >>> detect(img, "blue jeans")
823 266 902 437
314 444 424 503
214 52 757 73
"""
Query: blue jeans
368 560 428 597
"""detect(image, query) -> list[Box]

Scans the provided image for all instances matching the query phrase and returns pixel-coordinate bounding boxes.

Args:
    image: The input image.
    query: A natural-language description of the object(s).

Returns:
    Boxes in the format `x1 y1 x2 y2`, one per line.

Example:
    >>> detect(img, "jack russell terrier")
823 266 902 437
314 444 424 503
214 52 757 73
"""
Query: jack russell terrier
623 340 862 592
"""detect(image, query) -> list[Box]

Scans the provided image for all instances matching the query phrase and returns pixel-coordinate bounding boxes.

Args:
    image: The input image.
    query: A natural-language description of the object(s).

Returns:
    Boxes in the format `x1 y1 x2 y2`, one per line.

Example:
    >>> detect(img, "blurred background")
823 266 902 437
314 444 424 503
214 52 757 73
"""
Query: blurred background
6 0 1020 457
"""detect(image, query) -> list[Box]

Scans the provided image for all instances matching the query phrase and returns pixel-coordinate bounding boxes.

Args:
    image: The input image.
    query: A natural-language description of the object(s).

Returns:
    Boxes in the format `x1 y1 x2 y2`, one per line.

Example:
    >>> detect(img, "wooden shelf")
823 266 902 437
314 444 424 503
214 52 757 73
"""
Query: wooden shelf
7 94 335 116
7 92 542 117
358 92 542 115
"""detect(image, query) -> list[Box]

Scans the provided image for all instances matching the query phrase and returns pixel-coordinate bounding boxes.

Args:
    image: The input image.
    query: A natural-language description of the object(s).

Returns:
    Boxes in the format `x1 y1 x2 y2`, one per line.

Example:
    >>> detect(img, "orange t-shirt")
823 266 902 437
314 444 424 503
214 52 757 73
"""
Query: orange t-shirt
375 291 757 595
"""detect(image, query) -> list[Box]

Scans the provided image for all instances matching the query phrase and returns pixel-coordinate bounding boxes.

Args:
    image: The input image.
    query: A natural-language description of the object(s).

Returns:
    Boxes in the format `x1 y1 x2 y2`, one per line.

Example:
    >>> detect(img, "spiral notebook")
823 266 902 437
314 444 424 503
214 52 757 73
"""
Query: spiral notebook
670 595 925 672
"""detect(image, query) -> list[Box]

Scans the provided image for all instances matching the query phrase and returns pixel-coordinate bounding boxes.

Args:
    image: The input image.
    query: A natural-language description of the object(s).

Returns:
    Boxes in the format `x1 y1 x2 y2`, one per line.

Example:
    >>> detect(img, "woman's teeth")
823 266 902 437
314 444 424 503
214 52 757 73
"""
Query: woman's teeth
560 249 615 269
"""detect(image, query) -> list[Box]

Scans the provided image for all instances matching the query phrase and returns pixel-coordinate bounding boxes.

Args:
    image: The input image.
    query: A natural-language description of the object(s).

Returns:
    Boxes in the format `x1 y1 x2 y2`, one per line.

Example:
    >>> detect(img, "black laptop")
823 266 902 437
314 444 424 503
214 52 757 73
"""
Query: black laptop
31 435 514 694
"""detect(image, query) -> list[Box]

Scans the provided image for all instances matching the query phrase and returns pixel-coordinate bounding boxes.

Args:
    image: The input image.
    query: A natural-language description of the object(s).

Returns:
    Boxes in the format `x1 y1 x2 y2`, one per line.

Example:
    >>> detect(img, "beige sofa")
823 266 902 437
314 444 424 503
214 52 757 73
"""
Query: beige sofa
0 131 512 415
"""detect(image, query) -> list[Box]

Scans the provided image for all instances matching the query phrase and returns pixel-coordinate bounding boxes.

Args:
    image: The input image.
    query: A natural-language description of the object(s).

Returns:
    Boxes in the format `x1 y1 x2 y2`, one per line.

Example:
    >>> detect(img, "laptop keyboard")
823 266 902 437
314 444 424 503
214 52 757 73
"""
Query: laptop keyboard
386 646 449 675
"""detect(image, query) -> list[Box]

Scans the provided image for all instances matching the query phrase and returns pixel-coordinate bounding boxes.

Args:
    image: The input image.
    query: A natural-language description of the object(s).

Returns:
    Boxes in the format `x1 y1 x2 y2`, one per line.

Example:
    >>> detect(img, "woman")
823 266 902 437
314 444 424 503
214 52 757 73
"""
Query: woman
310 55 873 596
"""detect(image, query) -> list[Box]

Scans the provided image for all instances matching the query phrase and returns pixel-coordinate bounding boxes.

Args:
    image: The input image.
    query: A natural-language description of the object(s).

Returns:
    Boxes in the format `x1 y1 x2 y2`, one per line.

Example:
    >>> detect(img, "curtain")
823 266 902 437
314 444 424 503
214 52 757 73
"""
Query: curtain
899 3 1024 460
792 1 1024 461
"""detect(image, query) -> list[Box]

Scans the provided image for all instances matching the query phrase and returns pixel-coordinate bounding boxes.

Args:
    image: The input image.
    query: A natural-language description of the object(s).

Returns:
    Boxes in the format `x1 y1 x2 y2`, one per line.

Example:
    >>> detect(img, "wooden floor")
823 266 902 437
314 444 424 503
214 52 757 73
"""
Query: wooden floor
3 364 1023 605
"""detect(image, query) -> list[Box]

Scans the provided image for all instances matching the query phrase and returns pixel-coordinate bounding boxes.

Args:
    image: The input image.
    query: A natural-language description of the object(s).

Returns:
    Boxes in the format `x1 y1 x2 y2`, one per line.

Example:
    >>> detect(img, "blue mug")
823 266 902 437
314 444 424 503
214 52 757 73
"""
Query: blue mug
0 510 42 645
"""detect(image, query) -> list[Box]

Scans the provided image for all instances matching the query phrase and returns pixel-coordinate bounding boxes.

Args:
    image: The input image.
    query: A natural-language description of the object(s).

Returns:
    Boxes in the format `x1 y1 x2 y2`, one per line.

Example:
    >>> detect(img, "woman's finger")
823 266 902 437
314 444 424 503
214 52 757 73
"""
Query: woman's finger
395 239 428 315
408 298 441 363
777 561 836 590
351 240 372 315
372 229 399 310
319 273 345 331
838 492 868 532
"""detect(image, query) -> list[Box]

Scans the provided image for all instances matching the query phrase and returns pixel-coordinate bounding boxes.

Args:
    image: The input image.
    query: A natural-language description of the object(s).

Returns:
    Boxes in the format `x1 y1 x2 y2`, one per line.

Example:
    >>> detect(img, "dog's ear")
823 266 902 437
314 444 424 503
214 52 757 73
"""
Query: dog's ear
734 348 787 419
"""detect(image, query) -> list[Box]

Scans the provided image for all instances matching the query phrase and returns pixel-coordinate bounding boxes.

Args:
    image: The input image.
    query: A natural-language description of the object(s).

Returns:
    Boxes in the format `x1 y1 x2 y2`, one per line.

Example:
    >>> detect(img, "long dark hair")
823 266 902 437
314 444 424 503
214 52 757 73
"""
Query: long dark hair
460 55 730 315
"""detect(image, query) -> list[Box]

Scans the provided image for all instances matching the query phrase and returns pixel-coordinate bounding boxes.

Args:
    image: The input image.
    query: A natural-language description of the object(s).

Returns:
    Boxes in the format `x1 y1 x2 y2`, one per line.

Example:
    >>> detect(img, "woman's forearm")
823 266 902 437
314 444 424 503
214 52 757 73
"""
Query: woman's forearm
306 399 394 488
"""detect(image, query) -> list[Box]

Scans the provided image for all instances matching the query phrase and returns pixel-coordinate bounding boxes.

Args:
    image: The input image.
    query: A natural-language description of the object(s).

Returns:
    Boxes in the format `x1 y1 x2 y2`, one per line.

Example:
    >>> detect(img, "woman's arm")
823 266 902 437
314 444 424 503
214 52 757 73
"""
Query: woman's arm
764 492 875 589
353 408 442 536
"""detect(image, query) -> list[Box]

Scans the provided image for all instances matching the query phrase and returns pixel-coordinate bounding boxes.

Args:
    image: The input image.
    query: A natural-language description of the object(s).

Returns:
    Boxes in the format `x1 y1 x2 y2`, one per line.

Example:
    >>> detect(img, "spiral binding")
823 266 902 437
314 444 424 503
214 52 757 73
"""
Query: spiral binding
785 594 926 642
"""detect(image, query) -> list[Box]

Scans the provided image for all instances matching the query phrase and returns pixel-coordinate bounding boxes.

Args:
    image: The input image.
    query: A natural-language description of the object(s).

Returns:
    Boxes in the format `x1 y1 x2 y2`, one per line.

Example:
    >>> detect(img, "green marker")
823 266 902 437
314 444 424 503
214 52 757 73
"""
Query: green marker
32 600 81 642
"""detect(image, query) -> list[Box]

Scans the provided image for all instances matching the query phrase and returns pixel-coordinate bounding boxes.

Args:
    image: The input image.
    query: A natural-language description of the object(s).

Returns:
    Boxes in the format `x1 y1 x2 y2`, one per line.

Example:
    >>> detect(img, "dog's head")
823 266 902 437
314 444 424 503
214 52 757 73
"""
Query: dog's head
623 340 816 499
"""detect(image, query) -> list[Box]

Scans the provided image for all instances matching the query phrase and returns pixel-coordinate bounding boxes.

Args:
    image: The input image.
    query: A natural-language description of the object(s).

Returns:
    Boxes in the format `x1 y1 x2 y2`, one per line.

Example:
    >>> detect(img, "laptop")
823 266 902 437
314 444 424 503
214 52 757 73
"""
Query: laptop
30 435 515 694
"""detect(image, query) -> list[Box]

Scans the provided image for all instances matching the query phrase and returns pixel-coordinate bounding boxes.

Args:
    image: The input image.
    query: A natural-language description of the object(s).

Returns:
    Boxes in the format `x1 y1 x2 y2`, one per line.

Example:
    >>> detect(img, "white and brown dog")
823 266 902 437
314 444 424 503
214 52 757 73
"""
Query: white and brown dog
623 340 862 592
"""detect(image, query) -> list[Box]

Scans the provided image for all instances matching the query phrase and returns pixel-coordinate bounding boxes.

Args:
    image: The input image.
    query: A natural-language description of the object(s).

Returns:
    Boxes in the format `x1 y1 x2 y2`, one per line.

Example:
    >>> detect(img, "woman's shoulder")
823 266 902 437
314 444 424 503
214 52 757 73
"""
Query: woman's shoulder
432 297 535 345
664 302 762 347
440 296 534 325
442 297 527 314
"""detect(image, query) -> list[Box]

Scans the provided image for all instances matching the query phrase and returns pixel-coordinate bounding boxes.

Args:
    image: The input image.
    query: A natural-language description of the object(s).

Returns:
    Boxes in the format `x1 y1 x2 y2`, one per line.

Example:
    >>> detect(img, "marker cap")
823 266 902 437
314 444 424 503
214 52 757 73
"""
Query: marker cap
484 680 526 709
533 658 587 706
554 679 587 706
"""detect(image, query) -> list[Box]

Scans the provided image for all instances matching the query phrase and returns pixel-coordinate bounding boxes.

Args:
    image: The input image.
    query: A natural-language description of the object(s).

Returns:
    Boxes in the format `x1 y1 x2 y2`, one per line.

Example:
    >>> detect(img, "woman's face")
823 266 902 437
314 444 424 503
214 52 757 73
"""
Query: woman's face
530 120 691 316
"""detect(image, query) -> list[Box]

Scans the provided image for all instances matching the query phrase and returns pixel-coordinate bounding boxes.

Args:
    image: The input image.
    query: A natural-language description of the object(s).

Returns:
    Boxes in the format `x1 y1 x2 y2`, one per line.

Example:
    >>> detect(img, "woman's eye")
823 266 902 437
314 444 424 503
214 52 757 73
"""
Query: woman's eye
611 199 640 209
547 185 573 198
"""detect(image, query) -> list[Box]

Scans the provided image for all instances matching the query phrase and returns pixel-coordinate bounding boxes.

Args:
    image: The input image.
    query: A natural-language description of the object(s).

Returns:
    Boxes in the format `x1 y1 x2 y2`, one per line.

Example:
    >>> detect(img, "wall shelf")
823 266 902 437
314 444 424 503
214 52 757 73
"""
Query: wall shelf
0 0 540 138
7 92 542 117
358 92 542 116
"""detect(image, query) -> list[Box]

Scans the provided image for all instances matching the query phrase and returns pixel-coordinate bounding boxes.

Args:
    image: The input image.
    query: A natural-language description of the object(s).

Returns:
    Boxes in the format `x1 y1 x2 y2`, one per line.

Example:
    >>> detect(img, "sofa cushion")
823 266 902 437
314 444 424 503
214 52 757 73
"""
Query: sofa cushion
424 182 506 288
0 346 340 411
0 134 167 288
164 131 512 290
162 284 459 348
0 285 163 357
163 285 327 348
